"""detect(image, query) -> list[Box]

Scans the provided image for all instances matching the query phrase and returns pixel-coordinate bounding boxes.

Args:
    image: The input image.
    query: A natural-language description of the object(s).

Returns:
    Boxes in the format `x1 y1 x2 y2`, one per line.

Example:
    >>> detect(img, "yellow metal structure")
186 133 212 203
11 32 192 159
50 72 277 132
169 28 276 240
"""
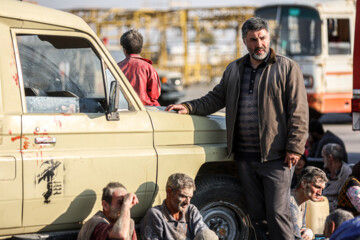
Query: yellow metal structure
70 7 255 85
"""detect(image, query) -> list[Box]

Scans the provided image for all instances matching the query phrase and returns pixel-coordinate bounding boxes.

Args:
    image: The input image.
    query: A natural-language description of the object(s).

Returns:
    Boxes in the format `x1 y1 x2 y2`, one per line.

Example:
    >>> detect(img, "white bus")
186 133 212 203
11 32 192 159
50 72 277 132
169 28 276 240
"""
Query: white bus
255 0 355 119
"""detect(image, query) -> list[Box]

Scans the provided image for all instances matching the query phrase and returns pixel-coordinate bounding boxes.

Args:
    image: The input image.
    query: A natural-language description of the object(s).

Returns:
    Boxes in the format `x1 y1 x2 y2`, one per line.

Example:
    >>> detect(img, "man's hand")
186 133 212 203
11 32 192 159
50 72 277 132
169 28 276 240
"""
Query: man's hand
122 193 139 209
165 104 189 114
301 228 314 240
285 152 300 169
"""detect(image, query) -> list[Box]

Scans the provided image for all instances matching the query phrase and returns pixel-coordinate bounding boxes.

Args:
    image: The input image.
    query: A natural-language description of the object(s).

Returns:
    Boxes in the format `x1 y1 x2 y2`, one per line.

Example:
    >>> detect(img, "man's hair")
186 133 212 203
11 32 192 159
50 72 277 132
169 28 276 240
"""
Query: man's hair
297 166 328 189
166 173 195 192
241 17 269 39
309 119 324 135
322 143 346 163
102 182 126 204
351 161 360 179
120 29 143 54
325 209 354 230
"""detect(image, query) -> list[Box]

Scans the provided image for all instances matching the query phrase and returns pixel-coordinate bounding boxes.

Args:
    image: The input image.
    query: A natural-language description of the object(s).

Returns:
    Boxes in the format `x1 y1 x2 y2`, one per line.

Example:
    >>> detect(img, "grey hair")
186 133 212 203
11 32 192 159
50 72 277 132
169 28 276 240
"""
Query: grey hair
241 17 269 39
325 209 354 229
102 182 126 204
297 166 328 189
166 173 195 192
322 143 346 163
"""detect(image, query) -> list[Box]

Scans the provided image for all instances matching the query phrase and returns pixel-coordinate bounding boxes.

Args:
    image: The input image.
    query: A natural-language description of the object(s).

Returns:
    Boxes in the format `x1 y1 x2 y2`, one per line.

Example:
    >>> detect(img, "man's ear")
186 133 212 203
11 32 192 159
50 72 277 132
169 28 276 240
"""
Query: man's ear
102 200 109 212
300 181 305 189
166 187 172 196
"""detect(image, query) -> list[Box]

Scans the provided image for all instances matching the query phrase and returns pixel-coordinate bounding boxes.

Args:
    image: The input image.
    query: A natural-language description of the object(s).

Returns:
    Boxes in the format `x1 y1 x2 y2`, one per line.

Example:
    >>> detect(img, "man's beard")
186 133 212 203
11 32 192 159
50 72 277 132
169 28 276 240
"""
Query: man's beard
251 47 268 61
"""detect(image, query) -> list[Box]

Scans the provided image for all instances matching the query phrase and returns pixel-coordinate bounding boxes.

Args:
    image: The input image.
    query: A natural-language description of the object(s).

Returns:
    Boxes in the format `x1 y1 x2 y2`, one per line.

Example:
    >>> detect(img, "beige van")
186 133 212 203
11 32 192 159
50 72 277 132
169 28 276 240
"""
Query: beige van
0 1 251 239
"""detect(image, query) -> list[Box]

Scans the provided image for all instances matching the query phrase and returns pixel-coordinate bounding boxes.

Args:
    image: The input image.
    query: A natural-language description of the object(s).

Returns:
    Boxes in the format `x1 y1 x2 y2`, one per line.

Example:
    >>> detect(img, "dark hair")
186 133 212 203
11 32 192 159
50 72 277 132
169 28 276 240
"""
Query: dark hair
351 162 360 179
241 17 269 39
102 182 126 204
309 119 324 135
120 29 143 54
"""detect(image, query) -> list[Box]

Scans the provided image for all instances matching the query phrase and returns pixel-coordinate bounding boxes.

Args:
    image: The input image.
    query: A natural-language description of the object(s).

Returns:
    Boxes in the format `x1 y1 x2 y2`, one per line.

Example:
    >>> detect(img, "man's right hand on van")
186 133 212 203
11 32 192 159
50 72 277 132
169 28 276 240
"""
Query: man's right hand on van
165 104 189 114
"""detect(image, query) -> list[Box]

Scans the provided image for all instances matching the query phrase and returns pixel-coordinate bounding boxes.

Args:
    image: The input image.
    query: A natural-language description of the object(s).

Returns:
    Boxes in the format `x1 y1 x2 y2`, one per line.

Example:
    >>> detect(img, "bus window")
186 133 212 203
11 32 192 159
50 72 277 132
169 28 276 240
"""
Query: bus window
255 6 322 56
327 18 351 55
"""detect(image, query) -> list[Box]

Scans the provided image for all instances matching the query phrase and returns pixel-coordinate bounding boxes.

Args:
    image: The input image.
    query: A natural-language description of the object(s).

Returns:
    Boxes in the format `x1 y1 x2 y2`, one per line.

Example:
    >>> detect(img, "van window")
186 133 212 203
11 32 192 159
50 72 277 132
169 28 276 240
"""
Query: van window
17 34 129 113
327 18 351 55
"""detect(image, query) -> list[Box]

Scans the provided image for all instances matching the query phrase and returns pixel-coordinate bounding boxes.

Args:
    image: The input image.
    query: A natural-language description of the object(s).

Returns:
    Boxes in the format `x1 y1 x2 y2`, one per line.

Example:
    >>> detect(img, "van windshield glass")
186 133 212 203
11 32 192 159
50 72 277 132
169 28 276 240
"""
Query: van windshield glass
255 5 322 56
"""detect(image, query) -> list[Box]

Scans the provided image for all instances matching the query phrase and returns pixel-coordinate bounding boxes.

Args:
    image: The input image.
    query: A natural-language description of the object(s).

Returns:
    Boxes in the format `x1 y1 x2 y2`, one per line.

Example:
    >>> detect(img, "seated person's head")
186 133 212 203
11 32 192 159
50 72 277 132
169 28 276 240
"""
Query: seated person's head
322 143 346 172
324 209 354 238
351 161 360 180
165 173 195 214
120 29 143 55
296 166 328 202
309 119 324 142
101 182 127 223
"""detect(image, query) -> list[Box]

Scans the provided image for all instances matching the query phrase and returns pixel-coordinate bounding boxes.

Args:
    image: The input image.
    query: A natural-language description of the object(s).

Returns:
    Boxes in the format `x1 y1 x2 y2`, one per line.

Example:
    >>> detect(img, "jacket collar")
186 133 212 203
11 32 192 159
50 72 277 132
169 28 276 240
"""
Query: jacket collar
127 54 153 64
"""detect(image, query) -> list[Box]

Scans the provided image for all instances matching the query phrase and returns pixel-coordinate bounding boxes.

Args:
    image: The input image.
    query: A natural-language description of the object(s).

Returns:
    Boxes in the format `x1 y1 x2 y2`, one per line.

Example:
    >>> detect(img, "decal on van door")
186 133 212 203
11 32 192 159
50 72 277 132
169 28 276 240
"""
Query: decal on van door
36 159 63 203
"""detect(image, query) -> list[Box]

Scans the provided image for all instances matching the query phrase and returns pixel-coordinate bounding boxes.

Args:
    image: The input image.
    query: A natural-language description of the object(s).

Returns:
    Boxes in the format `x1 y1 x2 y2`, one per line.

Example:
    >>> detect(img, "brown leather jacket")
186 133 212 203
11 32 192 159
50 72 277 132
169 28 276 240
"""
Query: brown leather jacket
185 49 308 162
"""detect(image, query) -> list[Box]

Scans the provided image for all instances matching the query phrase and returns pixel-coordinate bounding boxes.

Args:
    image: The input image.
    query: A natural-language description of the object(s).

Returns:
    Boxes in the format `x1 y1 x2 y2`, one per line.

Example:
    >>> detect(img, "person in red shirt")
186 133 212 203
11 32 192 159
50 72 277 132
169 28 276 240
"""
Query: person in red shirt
77 182 138 240
118 29 161 106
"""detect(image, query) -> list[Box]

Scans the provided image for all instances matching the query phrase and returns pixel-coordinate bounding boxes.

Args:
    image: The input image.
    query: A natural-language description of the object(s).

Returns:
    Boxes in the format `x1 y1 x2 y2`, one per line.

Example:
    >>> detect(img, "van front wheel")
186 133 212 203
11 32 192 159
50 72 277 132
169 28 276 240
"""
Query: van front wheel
192 176 252 240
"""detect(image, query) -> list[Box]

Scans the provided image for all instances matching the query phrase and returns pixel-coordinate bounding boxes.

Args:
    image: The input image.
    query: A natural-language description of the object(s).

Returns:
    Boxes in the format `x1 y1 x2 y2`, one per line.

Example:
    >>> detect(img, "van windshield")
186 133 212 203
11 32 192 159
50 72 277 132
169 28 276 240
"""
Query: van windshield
255 5 322 56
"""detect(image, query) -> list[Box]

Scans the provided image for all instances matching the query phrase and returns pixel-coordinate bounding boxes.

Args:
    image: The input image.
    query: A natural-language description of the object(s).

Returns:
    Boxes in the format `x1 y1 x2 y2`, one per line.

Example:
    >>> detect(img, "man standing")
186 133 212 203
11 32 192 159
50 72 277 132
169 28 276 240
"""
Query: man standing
77 182 139 240
141 173 217 240
118 29 161 106
290 167 328 240
166 17 308 240
322 143 352 211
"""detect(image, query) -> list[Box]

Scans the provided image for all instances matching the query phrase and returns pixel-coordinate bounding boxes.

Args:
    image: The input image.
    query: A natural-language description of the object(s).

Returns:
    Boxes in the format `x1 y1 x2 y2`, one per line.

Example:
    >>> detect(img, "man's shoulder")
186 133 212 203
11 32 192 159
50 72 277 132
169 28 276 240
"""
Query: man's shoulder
274 53 297 66
342 163 352 175
144 205 164 218
187 204 200 213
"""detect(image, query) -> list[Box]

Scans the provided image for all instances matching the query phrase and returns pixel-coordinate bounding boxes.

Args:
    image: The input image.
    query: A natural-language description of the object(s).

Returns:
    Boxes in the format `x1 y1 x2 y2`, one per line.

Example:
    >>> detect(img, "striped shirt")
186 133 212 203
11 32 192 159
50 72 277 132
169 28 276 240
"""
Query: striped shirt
234 54 269 157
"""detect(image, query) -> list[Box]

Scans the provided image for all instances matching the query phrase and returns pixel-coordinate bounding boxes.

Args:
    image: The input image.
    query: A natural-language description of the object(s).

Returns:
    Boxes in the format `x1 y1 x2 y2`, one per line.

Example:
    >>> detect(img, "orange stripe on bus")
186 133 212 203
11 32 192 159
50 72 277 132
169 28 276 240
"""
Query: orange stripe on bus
307 92 352 113
325 71 353 76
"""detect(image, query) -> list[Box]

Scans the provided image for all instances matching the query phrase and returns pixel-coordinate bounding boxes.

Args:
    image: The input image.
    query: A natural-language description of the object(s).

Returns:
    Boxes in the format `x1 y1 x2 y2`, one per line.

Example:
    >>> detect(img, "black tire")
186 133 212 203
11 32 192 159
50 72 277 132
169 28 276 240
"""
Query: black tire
192 175 252 240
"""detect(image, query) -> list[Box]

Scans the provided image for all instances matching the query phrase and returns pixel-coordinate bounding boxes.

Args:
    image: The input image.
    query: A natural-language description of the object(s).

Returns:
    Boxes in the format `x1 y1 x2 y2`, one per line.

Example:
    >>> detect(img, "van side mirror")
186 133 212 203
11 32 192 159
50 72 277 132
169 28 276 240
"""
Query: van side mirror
107 81 120 121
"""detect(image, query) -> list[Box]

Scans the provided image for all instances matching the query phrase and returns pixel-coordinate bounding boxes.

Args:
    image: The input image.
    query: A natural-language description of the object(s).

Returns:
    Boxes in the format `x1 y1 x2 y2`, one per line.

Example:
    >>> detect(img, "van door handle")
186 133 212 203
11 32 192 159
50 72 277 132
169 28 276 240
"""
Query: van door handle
35 137 56 144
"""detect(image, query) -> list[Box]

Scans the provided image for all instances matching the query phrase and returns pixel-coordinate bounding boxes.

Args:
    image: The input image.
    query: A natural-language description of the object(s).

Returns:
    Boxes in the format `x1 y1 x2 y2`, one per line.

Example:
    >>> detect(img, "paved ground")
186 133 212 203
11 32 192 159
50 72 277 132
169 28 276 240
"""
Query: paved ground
179 82 360 164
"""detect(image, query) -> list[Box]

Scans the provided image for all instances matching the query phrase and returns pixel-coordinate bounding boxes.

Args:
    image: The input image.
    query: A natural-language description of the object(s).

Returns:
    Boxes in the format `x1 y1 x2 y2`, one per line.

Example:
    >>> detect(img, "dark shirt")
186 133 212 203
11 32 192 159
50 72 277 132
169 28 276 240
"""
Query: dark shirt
91 222 137 240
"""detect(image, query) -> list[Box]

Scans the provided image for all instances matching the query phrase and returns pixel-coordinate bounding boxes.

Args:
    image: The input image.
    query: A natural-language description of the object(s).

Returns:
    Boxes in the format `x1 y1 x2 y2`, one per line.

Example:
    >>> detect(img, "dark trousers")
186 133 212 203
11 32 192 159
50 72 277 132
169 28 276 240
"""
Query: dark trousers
236 157 294 240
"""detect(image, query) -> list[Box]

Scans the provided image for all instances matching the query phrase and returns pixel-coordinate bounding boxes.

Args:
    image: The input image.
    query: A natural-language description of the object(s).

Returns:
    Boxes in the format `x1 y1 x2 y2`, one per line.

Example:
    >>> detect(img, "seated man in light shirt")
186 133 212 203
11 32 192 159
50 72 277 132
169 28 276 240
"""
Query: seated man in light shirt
290 166 328 240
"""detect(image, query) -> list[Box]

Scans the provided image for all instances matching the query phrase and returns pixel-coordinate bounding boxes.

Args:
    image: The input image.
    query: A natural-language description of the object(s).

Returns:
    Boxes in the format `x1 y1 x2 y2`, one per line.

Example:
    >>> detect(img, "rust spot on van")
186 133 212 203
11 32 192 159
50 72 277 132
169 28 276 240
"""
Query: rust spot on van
12 136 30 150
8 130 12 135
11 136 21 142
13 74 19 87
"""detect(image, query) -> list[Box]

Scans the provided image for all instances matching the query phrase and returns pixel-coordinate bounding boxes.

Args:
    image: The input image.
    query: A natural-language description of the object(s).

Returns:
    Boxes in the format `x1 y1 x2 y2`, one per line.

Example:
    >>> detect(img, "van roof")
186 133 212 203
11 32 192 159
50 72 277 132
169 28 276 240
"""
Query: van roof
0 0 92 33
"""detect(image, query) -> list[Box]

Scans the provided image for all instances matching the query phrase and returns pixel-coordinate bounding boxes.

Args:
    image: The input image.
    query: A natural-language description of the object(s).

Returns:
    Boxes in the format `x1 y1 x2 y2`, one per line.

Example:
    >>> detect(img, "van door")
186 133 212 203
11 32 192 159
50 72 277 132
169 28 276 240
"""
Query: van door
13 30 157 230
0 22 22 231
